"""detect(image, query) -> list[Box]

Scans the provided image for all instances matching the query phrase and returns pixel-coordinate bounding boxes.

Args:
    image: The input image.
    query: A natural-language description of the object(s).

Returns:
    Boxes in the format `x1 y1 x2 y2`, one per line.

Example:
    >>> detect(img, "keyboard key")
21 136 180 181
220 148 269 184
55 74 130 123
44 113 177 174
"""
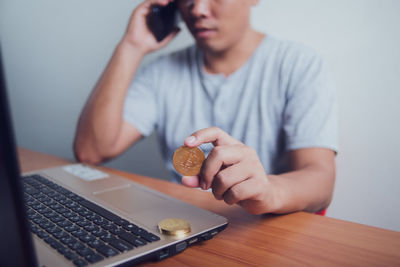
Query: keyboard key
100 233 117 243
27 208 35 215
37 207 52 215
36 230 49 239
76 220 91 227
71 206 85 213
141 232 161 242
53 230 69 239
28 215 37 222
109 227 126 236
68 241 86 252
97 245 120 257
70 195 84 202
30 224 40 234
32 216 44 224
72 259 88 267
61 236 78 246
44 237 63 250
67 192 81 200
134 227 148 236
72 229 87 238
79 234 95 243
55 207 69 214
70 216 82 222
66 202 78 209
108 239 133 252
25 186 39 195
41 221 55 230
59 199 69 205
102 223 118 231
42 198 55 206
85 253 104 263
118 232 147 247
92 229 107 238
79 200 120 222
123 223 138 232
65 225 80 233
113 218 129 226
57 245 72 256
88 239 105 249
57 220 72 228
83 224 99 233
50 203 63 210
47 191 58 198
46 226 62 234
79 210 92 217
77 247 95 257
27 199 40 207
93 218 108 226
50 215 64 223
31 203 44 210
64 251 79 261
62 211 76 219
44 211 58 219
40 187 53 195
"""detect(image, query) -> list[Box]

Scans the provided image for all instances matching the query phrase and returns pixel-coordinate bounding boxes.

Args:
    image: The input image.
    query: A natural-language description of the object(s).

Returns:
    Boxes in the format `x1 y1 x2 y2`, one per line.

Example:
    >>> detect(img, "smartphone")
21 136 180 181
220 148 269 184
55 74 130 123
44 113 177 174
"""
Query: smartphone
147 2 178 42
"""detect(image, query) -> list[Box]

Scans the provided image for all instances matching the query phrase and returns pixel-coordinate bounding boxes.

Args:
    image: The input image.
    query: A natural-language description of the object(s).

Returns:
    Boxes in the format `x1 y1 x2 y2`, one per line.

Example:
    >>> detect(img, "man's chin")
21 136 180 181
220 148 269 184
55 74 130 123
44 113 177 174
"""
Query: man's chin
195 39 224 54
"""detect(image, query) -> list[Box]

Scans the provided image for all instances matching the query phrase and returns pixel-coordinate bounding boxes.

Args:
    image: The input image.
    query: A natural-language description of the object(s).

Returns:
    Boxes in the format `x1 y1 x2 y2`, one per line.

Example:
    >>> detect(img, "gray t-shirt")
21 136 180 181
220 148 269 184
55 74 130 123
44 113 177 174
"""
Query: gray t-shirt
123 35 338 182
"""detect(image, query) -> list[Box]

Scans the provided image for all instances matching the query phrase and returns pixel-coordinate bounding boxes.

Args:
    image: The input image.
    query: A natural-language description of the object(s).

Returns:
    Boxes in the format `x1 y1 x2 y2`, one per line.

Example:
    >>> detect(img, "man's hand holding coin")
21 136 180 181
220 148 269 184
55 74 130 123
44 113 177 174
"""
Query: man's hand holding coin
179 127 279 215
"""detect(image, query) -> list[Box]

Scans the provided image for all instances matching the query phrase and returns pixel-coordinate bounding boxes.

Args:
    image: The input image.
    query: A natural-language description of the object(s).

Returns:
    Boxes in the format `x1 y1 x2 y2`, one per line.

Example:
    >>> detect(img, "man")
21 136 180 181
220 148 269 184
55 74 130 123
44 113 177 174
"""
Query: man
74 0 337 215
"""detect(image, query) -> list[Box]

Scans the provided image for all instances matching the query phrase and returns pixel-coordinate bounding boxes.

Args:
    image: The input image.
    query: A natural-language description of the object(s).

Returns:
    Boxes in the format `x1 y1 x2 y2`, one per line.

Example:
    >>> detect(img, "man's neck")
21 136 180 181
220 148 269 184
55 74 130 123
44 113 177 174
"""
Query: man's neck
203 29 265 76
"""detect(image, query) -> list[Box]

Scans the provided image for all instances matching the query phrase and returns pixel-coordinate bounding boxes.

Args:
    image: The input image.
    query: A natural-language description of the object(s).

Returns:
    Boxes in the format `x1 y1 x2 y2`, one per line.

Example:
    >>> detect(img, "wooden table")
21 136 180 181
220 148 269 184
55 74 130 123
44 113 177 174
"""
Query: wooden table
19 148 400 266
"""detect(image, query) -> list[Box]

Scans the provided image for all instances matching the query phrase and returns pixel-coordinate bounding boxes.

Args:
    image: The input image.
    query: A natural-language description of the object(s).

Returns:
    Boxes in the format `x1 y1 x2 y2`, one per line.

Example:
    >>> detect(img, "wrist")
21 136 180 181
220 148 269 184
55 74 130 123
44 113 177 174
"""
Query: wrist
118 36 148 58
264 174 284 214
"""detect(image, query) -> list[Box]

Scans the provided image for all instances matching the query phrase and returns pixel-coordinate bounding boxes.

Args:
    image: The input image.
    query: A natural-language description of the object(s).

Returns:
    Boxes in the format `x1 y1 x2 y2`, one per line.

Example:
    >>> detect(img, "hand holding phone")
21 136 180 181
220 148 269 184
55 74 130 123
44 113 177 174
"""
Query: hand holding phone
147 1 178 42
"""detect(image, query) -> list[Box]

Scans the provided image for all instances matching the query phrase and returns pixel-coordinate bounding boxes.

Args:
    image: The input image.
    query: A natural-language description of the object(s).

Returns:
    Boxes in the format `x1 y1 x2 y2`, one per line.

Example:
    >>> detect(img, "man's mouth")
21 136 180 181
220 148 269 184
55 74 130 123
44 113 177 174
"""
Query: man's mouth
194 27 217 38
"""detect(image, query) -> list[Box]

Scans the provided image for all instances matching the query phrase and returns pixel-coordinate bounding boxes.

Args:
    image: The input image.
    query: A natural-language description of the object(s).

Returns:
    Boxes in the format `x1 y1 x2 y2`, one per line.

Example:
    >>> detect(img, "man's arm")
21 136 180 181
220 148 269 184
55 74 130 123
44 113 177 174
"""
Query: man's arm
267 148 335 214
182 127 335 215
74 0 179 164
73 42 143 164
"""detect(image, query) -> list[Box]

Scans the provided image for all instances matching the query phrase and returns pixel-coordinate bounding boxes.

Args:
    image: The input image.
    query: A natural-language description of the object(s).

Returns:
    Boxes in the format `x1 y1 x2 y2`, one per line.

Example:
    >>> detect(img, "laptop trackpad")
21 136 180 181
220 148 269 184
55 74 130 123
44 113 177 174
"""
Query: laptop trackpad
94 185 186 227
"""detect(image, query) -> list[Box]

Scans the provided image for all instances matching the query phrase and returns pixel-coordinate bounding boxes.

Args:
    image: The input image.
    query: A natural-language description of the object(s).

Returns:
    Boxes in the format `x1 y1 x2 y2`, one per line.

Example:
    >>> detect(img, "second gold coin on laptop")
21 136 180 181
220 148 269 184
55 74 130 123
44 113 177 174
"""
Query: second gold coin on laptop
158 218 191 237
172 146 205 176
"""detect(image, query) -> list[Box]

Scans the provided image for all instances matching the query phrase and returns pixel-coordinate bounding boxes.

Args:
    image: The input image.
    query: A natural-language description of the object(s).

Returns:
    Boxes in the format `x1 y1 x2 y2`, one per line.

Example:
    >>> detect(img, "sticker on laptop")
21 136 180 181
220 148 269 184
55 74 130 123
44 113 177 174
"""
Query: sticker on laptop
63 164 109 181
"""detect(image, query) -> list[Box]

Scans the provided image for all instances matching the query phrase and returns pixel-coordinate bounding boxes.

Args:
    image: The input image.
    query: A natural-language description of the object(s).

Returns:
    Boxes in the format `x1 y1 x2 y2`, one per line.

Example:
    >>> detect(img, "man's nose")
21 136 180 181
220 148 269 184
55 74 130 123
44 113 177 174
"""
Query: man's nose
189 0 211 18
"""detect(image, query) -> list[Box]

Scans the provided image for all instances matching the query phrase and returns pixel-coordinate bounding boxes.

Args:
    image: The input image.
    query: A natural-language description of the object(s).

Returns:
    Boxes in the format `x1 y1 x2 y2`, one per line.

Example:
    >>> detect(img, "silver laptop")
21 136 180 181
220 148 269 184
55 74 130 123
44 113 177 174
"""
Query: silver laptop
0 46 228 266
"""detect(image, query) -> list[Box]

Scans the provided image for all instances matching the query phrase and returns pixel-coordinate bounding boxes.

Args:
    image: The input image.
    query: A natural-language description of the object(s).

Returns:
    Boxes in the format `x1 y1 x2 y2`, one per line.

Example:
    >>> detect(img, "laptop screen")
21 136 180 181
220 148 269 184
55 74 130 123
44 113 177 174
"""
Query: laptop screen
0 46 38 266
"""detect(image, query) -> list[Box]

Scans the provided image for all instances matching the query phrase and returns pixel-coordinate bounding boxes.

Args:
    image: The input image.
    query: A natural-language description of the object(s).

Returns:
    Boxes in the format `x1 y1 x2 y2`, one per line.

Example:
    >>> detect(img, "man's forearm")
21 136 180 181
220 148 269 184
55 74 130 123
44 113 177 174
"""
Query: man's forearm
268 163 335 214
74 39 145 163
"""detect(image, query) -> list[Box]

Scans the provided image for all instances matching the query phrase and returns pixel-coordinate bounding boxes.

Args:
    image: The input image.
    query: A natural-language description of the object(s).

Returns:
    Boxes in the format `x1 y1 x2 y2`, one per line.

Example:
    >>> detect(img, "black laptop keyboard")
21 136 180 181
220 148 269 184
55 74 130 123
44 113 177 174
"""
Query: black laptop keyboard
23 174 160 267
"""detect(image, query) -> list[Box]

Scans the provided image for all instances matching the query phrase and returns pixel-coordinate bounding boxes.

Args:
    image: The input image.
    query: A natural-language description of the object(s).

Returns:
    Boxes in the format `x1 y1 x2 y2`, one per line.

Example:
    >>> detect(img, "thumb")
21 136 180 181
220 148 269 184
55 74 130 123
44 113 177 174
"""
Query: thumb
181 175 200 188
184 127 242 147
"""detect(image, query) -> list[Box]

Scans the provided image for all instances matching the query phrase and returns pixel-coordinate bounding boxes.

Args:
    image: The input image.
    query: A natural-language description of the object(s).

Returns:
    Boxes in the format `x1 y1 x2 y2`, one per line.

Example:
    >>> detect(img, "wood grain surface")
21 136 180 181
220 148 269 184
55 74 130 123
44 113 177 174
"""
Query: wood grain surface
18 148 400 266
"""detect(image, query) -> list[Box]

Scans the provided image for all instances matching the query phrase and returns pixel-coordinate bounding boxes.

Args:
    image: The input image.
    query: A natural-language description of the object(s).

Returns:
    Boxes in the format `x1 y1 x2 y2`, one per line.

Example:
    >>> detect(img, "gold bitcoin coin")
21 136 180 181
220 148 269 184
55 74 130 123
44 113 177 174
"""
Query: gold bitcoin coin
158 218 191 237
172 146 205 176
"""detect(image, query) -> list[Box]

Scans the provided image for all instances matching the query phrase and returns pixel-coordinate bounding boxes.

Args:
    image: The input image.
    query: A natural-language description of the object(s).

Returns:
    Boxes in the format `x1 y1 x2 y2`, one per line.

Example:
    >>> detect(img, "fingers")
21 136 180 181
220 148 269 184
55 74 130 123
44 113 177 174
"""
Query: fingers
136 0 174 21
180 127 270 213
136 0 164 16
223 178 263 205
211 162 250 200
181 175 200 188
201 144 246 189
184 127 242 147
142 0 172 9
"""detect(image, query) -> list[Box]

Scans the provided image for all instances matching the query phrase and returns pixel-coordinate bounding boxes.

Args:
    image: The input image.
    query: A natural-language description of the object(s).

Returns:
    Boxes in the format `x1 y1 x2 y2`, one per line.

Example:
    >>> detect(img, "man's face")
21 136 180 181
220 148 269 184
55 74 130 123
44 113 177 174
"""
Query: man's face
177 0 256 53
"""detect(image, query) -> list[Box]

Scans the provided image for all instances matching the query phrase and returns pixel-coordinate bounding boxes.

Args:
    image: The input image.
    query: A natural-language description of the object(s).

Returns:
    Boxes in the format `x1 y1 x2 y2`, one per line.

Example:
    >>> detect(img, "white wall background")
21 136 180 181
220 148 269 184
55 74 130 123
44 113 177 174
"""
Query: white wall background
1 0 399 231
